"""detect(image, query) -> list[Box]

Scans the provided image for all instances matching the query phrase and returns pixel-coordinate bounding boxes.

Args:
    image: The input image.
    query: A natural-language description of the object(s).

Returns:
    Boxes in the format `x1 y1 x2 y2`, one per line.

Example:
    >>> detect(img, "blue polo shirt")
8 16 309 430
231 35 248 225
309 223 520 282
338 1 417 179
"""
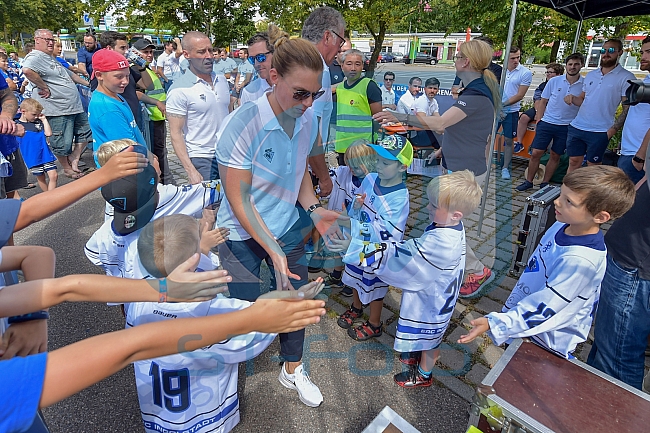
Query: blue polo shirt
0 353 47 433
77 43 101 76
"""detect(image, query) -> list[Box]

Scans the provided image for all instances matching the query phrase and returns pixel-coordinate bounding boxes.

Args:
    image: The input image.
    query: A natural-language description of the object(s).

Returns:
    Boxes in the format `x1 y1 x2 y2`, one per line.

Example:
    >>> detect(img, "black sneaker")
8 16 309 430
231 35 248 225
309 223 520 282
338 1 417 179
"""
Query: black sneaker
539 182 549 189
516 180 534 191
339 286 353 297
324 274 344 289
394 366 433 388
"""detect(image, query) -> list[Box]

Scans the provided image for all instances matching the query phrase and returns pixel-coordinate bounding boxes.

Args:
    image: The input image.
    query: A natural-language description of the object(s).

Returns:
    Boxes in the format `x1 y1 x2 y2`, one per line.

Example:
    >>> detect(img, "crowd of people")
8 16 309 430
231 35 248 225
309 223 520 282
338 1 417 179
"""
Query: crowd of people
1 5 650 433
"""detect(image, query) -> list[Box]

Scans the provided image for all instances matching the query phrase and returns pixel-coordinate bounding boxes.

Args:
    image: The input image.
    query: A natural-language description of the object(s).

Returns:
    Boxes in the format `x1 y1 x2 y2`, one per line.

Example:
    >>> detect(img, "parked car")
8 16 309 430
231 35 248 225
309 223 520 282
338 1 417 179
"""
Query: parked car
403 51 438 65
380 52 397 63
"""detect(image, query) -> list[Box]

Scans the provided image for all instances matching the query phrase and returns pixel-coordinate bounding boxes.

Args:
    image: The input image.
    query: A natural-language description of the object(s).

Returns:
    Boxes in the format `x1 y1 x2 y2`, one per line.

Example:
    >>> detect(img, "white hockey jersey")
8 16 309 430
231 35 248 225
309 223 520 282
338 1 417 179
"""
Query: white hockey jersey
344 221 465 352
327 166 363 213
125 294 275 433
487 222 606 358
342 173 409 304
86 181 224 279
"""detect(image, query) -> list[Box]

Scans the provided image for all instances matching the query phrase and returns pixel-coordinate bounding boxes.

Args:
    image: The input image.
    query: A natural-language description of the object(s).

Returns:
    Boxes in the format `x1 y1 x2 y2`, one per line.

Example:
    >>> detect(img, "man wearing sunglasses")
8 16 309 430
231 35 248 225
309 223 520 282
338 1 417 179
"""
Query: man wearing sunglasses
381 72 397 111
564 39 635 172
239 32 274 106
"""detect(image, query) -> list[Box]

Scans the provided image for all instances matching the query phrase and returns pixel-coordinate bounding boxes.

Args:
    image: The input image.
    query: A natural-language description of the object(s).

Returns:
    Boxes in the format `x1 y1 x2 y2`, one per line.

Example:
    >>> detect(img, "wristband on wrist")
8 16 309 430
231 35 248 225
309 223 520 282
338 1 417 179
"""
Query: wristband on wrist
306 203 322 216
8 311 49 324
633 155 645 164
158 278 168 303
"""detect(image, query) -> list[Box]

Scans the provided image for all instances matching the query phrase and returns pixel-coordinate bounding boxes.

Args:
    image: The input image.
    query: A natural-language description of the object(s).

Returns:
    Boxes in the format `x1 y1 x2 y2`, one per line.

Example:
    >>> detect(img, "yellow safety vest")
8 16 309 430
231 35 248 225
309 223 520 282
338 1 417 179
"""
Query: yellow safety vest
335 77 374 153
145 69 166 121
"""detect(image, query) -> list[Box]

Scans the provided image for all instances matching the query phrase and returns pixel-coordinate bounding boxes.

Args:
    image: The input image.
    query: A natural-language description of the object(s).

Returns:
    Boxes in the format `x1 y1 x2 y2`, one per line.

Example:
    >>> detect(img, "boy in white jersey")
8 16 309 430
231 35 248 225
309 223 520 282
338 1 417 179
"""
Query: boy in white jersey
459 166 636 358
335 135 412 341
331 170 482 387
127 214 324 433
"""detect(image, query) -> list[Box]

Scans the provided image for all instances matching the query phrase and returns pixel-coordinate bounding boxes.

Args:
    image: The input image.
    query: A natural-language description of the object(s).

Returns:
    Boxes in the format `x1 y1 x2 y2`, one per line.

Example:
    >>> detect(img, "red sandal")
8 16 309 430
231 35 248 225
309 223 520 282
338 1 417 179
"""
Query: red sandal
337 306 363 329
347 321 383 341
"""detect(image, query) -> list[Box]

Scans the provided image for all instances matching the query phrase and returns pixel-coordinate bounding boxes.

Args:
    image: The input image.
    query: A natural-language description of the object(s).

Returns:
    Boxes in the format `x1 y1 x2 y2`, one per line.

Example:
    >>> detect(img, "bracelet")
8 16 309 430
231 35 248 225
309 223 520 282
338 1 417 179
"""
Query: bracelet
158 278 168 303
8 311 49 324
633 155 645 164
306 203 322 216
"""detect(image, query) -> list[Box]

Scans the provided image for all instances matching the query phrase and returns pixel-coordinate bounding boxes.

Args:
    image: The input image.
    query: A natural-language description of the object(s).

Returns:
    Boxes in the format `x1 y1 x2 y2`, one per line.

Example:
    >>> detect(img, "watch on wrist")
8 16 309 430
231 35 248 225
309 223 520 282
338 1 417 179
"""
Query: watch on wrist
633 155 645 164
306 203 322 216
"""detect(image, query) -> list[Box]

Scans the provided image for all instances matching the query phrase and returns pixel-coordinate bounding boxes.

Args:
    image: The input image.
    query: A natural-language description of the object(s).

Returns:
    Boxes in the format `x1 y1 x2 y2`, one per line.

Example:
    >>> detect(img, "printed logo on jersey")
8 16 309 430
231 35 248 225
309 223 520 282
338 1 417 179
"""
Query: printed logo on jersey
524 256 539 273
542 241 552 252
124 215 136 229
457 100 467 106
263 147 274 163
199 94 206 101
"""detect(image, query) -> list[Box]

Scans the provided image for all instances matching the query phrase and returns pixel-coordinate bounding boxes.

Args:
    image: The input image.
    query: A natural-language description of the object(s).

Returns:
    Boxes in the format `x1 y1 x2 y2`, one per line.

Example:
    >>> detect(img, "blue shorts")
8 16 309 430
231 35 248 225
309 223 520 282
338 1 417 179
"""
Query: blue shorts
531 121 568 155
498 112 518 139
190 157 220 180
566 125 609 163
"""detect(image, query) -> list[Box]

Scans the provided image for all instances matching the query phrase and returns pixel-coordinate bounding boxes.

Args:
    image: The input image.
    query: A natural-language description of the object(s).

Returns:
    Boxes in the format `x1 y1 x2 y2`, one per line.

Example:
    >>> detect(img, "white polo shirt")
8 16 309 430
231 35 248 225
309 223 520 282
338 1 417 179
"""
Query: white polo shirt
620 74 650 155
540 74 584 126
571 64 635 133
166 67 230 158
216 94 318 241
381 86 395 106
239 78 271 106
426 97 439 116
312 55 333 144
396 91 428 114
502 63 533 113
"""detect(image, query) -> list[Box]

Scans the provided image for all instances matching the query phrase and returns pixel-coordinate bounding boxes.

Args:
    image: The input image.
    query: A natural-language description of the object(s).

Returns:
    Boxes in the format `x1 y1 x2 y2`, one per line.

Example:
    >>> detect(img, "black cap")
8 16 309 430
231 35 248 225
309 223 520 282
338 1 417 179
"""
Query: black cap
132 39 156 51
0 199 20 248
101 164 159 235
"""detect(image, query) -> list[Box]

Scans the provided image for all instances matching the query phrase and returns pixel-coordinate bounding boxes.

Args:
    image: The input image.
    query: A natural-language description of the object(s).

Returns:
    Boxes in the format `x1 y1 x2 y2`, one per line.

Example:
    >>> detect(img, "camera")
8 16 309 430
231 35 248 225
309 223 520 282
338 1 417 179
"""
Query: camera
624 79 650 105
126 47 148 68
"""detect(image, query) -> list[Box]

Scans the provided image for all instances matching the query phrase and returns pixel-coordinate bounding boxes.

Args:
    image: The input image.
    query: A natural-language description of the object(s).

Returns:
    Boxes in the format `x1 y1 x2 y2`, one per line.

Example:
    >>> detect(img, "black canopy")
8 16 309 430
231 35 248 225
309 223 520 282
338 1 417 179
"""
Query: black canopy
523 0 650 20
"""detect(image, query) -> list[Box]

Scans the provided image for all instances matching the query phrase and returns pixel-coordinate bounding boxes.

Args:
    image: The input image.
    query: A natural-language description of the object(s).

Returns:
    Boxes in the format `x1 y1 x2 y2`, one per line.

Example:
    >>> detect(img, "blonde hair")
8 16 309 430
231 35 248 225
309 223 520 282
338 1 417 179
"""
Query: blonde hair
460 40 502 112
267 24 289 47
562 165 635 220
344 140 376 175
138 215 200 278
20 98 43 112
271 36 323 77
96 138 137 167
427 170 482 216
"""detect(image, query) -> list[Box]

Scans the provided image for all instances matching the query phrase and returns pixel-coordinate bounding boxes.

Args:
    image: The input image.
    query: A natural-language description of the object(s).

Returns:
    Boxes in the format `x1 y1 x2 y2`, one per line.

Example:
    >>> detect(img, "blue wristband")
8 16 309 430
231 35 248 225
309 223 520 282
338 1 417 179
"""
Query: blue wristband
8 311 49 324
158 278 168 303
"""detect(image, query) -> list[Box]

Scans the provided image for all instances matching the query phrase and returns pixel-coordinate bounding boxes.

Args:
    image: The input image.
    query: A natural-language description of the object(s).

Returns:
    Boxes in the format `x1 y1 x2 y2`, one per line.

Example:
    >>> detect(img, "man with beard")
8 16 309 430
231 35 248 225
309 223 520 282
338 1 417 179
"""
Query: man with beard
166 31 229 183
516 53 585 191
564 39 635 172
77 32 101 78
616 36 650 184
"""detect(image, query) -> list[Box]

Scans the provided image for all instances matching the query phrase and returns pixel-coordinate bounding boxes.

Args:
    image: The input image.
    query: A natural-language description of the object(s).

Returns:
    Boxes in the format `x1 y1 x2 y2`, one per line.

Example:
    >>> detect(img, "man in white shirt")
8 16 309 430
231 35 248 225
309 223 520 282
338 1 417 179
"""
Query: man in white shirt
516 53 585 191
396 77 428 115
499 46 532 179
565 39 635 172
159 37 183 91
380 71 396 110
166 32 229 184
423 77 440 116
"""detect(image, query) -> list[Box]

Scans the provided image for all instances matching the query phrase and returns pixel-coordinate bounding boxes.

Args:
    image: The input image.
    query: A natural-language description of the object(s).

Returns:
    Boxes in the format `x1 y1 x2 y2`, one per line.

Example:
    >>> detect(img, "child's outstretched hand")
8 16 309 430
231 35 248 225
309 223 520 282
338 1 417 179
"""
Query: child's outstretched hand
259 277 325 300
457 317 490 344
247 297 326 334
327 232 351 253
200 219 230 255
154 253 232 301
353 193 366 211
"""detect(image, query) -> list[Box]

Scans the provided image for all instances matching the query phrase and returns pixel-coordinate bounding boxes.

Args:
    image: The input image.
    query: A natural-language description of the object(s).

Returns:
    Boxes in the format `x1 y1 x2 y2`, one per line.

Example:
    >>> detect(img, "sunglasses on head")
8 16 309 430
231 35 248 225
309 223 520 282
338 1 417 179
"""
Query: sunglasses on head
248 51 272 65
293 89 326 101
600 47 617 54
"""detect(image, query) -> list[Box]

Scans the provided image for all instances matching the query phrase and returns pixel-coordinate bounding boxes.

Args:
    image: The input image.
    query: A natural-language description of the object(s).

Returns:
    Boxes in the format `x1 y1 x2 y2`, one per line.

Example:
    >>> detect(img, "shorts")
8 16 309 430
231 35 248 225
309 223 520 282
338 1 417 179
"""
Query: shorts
498 112 518 139
530 121 568 155
231 87 241 98
31 161 58 176
566 125 609 163
48 113 93 156
4 149 28 193
522 107 536 121
190 156 220 180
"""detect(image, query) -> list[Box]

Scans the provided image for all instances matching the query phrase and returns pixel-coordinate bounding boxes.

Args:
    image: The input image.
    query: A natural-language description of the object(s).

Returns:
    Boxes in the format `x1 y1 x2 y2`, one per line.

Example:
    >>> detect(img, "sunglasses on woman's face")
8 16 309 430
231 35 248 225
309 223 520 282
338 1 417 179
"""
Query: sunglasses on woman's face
293 89 326 101
600 47 616 54
248 52 272 65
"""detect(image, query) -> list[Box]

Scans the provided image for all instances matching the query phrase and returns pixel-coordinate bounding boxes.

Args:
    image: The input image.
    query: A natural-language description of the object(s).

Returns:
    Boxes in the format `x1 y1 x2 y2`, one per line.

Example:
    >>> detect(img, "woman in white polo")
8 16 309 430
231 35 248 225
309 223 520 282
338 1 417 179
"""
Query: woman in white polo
216 36 343 409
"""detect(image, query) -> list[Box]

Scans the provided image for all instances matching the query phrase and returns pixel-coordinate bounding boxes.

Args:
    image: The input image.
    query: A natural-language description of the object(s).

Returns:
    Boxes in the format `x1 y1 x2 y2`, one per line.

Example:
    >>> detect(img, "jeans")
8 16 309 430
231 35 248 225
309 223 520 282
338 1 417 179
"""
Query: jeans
617 155 646 185
587 255 650 390
218 220 308 361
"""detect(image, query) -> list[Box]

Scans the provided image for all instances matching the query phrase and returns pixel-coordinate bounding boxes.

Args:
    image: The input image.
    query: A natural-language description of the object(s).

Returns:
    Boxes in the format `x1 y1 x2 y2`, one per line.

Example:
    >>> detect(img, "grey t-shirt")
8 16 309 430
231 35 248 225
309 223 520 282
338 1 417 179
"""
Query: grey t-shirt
22 50 83 116
442 78 495 176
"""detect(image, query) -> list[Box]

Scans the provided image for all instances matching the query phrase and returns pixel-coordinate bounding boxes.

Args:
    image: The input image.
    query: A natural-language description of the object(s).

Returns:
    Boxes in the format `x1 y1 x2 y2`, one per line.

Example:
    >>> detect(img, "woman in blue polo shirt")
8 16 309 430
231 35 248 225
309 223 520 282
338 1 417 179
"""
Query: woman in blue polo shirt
216 36 343 409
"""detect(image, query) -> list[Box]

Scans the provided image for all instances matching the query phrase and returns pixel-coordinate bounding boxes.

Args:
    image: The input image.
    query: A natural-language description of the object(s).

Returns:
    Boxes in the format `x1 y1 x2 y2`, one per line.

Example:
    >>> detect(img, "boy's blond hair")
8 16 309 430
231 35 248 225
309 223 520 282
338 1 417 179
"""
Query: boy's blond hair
20 98 44 113
96 138 137 167
344 140 377 174
137 215 200 278
426 170 482 216
562 165 635 220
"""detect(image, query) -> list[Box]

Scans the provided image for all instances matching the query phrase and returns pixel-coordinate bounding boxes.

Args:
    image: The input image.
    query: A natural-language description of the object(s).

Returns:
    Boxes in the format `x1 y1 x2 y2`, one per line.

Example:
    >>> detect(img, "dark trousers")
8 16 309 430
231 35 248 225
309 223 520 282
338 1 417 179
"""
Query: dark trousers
218 220 307 361
149 120 172 184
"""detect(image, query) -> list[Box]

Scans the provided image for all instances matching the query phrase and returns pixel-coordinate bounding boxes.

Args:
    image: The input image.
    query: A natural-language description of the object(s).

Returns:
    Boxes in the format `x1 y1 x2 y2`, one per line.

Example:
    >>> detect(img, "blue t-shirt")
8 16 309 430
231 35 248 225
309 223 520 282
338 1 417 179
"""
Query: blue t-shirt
77 44 100 76
88 91 146 165
56 56 71 69
0 353 47 433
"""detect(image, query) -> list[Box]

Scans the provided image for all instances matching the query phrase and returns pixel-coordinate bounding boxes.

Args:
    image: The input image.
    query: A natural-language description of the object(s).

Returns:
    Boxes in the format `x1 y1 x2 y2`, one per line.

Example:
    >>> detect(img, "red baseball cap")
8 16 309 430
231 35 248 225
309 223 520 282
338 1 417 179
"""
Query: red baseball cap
91 49 130 79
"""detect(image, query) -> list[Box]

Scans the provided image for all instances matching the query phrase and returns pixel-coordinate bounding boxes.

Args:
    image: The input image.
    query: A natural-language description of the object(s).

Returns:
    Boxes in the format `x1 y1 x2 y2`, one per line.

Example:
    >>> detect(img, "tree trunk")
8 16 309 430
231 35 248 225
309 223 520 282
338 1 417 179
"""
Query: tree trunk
366 21 387 79
550 40 560 62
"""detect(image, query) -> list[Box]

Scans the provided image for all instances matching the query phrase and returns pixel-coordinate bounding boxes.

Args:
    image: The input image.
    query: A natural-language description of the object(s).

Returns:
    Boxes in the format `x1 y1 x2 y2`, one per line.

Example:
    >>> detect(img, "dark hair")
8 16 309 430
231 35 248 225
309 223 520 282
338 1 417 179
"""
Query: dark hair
475 36 494 48
605 38 623 52
0 52 7 61
408 76 422 85
562 165 635 220
509 46 521 54
247 32 273 53
643 36 650 46
425 77 440 87
99 31 127 49
84 33 97 42
271 36 323 77
239 48 248 56
546 62 564 75
301 6 345 43
565 52 585 65
383 71 395 79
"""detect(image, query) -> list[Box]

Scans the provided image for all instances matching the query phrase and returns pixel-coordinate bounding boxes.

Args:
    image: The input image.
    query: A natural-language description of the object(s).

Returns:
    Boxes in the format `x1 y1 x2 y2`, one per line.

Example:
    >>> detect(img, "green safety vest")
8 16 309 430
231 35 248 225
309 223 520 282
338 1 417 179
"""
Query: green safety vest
335 77 374 153
145 69 166 121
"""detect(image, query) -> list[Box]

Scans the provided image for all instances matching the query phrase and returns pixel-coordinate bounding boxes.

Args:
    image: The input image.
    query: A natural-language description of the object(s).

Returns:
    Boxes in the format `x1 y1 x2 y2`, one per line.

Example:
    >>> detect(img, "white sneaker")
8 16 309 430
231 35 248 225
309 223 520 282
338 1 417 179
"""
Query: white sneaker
278 363 323 407
501 168 511 179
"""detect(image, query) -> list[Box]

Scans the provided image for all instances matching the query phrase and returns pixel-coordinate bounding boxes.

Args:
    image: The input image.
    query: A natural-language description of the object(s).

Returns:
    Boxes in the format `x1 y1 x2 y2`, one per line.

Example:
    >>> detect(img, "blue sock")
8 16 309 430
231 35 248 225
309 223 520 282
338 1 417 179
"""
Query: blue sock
418 365 432 378
331 269 342 280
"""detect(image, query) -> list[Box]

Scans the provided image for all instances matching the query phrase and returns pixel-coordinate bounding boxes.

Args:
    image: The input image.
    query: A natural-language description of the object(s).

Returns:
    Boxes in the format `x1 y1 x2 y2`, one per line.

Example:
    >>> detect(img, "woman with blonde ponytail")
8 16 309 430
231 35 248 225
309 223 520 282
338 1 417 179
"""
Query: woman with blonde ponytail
215 35 345 408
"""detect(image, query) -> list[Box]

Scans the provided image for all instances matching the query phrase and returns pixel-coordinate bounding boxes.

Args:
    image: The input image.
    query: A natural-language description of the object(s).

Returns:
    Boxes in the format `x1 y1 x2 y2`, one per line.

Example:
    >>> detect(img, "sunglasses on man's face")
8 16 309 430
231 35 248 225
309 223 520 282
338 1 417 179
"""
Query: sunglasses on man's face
293 89 326 101
384 78 395 81
600 47 617 54
248 52 272 65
